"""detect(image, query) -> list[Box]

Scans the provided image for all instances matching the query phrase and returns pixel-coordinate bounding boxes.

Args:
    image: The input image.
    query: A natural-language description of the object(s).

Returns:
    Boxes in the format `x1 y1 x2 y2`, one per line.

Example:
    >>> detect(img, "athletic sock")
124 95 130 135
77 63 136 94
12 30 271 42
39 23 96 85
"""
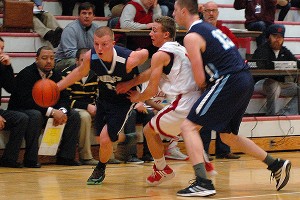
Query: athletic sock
193 163 207 179
263 154 276 166
96 161 106 170
154 156 167 170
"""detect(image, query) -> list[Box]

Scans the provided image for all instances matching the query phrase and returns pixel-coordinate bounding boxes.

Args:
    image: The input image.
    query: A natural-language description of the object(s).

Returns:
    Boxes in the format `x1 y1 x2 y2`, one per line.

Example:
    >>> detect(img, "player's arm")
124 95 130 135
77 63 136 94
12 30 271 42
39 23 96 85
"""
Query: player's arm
57 50 91 91
126 49 149 73
184 32 207 90
116 68 151 94
127 51 169 102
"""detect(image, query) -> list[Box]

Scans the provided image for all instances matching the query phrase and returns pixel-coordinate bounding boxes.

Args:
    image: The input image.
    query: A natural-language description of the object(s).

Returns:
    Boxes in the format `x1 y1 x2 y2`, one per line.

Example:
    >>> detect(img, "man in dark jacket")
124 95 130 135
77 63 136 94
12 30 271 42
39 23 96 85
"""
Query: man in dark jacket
252 24 300 115
8 46 81 167
0 37 30 168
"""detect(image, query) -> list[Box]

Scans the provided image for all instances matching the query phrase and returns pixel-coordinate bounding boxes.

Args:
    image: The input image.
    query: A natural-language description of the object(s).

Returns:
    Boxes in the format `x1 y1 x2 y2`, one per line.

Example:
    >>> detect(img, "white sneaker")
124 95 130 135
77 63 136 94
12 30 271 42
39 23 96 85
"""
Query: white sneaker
165 147 189 161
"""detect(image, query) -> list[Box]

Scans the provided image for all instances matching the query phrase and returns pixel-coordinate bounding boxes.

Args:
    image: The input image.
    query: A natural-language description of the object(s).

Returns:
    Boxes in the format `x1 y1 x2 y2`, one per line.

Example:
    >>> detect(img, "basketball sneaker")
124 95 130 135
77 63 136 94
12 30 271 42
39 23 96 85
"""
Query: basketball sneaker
146 164 175 186
165 147 189 161
87 167 105 185
267 158 291 191
177 177 216 197
203 150 218 176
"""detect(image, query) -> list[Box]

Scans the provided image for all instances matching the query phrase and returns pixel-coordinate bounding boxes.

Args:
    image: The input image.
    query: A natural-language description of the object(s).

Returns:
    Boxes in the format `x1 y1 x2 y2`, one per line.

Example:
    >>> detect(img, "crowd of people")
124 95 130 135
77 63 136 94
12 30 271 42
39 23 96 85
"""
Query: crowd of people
1 0 299 197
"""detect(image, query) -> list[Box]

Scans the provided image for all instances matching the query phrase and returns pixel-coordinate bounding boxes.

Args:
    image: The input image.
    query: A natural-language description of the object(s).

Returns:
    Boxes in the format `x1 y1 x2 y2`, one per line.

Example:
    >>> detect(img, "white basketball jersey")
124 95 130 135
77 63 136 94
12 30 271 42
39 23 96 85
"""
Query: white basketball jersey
158 42 199 96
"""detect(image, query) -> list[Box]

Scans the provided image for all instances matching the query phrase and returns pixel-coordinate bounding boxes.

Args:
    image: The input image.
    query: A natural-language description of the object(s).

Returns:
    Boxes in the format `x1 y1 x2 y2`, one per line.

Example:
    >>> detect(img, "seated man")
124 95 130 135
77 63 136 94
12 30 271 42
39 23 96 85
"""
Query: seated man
33 0 63 48
0 37 30 168
8 46 81 167
61 48 99 165
252 24 300 115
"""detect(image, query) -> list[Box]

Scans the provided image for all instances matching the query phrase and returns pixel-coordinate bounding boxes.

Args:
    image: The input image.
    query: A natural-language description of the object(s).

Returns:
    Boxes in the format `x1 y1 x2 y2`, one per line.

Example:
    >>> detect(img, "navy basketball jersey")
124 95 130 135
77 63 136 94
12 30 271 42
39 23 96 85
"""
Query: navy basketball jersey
90 45 139 103
188 20 248 84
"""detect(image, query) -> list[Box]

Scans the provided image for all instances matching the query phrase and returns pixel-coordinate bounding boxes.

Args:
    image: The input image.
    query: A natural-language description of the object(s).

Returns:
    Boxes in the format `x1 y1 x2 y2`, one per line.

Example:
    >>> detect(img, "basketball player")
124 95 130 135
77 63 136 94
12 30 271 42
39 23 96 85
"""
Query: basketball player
173 0 291 197
115 16 218 185
56 26 149 185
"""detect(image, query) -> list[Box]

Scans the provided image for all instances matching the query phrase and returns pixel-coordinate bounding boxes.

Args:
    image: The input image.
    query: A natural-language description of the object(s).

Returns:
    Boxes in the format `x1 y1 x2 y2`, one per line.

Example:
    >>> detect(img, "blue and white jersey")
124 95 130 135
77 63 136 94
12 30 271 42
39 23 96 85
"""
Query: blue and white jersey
188 20 248 84
90 45 139 104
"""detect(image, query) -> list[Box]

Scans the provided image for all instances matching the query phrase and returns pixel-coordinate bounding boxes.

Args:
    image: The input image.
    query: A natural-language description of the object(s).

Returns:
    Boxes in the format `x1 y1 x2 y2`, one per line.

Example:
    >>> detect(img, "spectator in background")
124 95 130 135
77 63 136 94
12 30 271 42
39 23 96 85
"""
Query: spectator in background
158 0 174 17
115 0 162 56
200 1 240 160
61 48 99 165
60 0 105 17
277 0 291 21
108 0 130 17
234 0 277 46
252 24 300 115
0 37 30 168
8 46 81 167
291 0 300 8
55 2 99 71
32 0 63 48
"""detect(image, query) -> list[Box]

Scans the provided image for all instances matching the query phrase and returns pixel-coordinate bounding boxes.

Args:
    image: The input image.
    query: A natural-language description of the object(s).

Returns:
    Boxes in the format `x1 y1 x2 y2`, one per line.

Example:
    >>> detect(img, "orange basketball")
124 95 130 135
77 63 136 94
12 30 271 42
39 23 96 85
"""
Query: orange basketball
32 79 60 108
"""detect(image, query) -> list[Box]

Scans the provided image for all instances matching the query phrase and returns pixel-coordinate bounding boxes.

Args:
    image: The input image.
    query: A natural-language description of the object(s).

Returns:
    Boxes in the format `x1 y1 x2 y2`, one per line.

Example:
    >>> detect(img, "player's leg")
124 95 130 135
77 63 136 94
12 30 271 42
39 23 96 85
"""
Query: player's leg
144 123 175 186
177 119 216 197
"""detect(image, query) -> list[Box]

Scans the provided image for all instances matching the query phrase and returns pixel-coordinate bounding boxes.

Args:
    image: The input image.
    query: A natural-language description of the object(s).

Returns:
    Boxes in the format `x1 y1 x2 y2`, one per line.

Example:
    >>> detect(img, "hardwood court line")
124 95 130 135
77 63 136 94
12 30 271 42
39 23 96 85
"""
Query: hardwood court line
214 191 300 199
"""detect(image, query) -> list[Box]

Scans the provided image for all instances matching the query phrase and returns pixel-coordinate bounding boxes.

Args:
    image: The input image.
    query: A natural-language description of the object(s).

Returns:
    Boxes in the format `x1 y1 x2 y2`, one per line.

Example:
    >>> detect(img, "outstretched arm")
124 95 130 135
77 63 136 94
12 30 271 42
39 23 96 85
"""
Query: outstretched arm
127 51 169 102
57 50 91 91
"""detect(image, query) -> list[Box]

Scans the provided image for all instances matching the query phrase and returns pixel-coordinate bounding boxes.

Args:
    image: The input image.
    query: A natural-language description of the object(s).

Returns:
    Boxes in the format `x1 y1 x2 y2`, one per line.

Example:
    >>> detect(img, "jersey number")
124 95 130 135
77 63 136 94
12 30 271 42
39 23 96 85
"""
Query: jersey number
212 29 235 50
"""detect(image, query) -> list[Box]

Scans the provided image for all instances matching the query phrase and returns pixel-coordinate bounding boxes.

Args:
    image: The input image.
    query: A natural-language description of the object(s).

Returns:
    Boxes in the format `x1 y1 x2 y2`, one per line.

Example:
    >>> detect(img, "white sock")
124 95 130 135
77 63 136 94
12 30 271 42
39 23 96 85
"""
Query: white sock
154 156 167 170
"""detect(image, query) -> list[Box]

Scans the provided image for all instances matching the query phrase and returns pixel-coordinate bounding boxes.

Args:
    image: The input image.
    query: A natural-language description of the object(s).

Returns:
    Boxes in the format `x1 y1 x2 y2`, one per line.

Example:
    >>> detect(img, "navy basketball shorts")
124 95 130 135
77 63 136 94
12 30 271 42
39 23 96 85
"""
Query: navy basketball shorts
94 99 135 142
187 70 254 134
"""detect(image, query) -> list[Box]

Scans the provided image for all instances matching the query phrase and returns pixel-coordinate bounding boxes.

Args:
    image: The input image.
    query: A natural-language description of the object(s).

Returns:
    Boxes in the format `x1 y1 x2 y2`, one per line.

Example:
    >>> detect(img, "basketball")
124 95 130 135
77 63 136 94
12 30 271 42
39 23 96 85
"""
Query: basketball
32 79 60 108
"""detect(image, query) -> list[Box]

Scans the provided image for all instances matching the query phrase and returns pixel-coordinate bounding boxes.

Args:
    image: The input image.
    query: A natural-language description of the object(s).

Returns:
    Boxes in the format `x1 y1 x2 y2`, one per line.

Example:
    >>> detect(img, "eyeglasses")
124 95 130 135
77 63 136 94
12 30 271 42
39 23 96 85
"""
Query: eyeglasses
204 9 218 13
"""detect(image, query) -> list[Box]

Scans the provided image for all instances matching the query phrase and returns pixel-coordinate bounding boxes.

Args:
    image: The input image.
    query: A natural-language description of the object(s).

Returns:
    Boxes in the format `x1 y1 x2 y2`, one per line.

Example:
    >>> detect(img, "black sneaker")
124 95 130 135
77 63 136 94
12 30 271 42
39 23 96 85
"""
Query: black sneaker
87 167 106 185
126 155 144 164
141 154 154 163
268 158 291 191
177 177 216 197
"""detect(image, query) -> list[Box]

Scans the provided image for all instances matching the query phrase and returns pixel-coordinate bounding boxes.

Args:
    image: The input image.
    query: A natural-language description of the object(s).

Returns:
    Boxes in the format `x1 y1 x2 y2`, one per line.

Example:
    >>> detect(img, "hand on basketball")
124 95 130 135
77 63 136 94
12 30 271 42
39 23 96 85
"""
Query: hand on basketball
52 109 67 126
127 90 141 103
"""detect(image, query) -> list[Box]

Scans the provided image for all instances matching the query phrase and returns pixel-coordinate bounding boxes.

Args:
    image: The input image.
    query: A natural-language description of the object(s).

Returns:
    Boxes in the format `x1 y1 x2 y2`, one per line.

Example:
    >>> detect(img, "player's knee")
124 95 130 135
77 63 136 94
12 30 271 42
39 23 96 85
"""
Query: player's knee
180 119 198 134
220 133 238 145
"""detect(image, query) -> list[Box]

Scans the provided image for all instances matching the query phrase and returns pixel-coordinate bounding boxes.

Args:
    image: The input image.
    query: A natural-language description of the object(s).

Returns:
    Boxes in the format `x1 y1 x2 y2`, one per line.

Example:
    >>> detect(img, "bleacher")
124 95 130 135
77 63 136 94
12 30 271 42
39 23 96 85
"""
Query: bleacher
0 0 300 155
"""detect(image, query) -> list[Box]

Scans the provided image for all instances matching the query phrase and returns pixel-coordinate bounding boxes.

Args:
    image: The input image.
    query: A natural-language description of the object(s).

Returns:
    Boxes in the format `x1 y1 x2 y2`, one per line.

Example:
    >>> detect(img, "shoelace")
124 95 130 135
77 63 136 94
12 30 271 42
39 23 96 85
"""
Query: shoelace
270 168 281 183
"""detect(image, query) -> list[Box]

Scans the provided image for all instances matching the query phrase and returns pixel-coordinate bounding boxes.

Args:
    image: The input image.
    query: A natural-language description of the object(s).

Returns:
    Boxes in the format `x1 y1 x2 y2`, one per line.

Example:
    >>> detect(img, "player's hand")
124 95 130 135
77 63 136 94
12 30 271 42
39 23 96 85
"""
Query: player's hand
134 102 148 113
116 82 132 94
127 90 141 103
0 115 6 130
87 104 97 117
0 54 11 65
52 109 67 126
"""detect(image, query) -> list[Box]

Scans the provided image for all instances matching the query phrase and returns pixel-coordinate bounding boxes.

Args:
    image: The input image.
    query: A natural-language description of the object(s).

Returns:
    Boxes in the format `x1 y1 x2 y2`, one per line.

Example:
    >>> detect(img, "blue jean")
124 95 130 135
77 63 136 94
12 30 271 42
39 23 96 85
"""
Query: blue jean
254 78 298 115
245 21 271 46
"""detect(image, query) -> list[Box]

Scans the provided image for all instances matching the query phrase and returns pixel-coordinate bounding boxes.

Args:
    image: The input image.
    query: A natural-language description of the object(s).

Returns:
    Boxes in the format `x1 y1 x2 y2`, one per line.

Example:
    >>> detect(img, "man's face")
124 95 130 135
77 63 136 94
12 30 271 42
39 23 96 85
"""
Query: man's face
36 49 55 73
0 41 4 54
93 34 115 61
203 3 219 26
141 0 155 9
269 34 284 51
173 2 183 26
149 22 166 47
79 8 95 27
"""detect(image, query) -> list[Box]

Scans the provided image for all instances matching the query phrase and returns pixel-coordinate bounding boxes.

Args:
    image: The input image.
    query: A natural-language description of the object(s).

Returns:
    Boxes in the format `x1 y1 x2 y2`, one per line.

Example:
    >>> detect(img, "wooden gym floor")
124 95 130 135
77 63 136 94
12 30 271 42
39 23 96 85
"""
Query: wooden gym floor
0 151 299 200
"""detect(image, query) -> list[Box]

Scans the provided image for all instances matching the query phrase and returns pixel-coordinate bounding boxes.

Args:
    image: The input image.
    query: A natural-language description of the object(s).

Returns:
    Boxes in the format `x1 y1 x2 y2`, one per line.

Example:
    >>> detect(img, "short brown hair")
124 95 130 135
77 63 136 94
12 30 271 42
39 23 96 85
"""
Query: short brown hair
155 16 176 39
176 0 198 15
94 26 114 40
